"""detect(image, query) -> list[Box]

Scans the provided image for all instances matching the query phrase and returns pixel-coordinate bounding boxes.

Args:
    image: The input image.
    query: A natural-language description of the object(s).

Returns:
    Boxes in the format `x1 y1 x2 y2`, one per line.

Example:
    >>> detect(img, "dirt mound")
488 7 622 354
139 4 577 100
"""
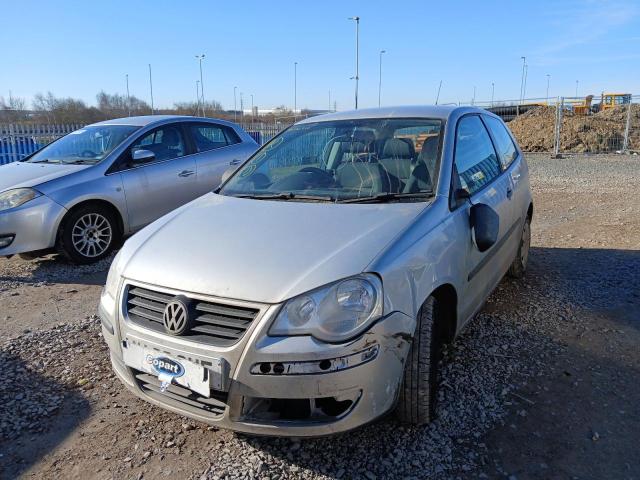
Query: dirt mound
509 104 640 153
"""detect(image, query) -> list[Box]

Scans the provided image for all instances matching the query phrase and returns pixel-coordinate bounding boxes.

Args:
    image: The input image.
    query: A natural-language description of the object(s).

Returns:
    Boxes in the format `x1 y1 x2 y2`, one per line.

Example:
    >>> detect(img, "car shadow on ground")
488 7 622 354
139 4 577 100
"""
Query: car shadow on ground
229 246 639 479
0 252 114 288
0 353 92 479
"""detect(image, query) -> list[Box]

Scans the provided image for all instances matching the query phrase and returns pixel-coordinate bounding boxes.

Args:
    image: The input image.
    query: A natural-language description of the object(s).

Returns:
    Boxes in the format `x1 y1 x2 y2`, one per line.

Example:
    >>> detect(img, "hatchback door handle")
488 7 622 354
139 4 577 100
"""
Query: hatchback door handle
178 170 195 177
230 159 242 166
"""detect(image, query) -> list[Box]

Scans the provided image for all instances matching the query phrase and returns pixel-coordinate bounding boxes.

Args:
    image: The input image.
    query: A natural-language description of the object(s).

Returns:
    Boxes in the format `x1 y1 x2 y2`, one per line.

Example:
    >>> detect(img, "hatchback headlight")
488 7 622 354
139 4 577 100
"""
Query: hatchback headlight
104 250 124 299
0 188 41 212
269 274 383 343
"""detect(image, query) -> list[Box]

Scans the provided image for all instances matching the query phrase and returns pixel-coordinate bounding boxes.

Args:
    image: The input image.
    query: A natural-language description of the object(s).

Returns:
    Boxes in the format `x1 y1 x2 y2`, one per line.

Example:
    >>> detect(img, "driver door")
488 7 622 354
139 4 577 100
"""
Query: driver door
118 124 197 231
451 115 519 324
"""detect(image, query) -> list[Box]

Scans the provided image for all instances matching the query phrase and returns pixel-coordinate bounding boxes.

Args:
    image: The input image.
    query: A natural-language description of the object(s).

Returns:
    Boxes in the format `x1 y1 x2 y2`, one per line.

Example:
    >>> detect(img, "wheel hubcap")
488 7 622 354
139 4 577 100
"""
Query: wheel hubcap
71 213 112 258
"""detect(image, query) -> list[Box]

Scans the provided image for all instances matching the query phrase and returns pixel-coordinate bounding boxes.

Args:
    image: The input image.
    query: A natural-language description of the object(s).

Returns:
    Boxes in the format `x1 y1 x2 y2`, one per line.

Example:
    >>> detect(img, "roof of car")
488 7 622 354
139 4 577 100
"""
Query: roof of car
90 115 226 127
296 105 486 124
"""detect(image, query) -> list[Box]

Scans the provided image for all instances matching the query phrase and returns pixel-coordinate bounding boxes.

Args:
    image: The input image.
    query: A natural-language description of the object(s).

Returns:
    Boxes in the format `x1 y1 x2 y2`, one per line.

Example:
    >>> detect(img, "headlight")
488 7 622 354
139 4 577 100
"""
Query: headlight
269 274 383 342
104 250 124 299
0 188 41 212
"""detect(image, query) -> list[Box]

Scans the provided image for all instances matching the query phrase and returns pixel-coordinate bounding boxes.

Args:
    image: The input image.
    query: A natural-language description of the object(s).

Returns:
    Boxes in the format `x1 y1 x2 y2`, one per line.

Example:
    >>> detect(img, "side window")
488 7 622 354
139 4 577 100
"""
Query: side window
130 125 186 163
454 116 502 195
484 116 518 169
189 124 240 153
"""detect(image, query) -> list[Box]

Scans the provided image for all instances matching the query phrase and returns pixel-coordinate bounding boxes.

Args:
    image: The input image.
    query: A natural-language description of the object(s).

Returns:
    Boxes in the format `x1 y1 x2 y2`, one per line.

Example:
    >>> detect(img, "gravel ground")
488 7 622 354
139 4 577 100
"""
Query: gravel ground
0 154 638 479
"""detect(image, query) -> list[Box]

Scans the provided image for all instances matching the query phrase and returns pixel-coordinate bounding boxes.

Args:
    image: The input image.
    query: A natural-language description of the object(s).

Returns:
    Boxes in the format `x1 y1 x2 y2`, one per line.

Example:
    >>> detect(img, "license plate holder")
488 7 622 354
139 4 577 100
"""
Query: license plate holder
122 340 222 397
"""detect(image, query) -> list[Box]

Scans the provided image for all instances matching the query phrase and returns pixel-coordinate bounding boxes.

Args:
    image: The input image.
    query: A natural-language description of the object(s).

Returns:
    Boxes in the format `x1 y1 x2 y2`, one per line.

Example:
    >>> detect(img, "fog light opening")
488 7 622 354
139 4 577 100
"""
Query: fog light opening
259 362 271 374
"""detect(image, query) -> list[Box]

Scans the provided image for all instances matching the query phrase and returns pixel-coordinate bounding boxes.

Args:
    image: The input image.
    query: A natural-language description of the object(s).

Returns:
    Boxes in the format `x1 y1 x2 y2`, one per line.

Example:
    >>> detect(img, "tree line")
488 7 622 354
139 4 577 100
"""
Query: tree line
0 91 302 125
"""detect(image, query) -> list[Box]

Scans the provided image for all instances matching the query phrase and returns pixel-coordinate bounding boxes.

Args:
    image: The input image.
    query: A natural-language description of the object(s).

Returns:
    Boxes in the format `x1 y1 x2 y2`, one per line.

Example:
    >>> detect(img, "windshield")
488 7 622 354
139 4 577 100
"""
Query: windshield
25 125 140 165
220 118 443 202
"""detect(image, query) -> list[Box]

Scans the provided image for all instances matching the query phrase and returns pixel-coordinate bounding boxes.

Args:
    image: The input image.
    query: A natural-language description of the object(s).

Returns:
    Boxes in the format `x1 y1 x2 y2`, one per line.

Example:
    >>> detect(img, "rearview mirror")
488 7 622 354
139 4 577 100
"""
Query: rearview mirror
470 203 499 252
131 149 155 163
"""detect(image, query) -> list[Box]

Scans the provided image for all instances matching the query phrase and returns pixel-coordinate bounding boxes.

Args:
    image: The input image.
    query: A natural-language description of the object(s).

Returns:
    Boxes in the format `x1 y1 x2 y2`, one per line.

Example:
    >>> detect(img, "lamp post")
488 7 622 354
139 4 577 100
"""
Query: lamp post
195 54 206 116
125 74 130 116
348 16 360 109
196 80 201 116
148 64 154 115
546 74 551 103
294 61 298 121
233 86 237 122
250 94 254 126
240 92 244 121
519 56 526 105
378 49 386 107
575 80 579 98
491 82 495 107
472 86 476 105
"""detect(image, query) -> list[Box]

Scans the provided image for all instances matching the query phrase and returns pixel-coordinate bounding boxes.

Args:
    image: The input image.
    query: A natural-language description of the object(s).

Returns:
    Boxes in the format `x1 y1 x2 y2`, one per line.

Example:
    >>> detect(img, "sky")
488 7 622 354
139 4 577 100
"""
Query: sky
1 0 639 111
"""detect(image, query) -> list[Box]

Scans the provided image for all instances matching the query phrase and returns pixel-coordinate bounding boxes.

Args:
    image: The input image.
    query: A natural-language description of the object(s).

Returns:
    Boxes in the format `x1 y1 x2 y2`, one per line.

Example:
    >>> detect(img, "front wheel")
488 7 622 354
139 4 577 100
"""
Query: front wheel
396 296 443 425
57 205 118 264
508 217 531 278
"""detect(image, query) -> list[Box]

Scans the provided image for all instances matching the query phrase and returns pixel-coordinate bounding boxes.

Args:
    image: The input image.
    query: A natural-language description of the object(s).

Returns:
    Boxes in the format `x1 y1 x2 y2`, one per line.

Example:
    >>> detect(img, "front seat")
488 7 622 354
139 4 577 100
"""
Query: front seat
336 162 391 197
404 135 439 193
158 128 184 160
379 138 416 184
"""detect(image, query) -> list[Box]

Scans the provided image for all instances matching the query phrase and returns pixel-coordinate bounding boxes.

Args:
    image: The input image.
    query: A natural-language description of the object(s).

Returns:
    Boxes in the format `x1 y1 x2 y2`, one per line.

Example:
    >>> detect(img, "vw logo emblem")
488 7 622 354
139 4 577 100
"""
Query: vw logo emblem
163 298 191 335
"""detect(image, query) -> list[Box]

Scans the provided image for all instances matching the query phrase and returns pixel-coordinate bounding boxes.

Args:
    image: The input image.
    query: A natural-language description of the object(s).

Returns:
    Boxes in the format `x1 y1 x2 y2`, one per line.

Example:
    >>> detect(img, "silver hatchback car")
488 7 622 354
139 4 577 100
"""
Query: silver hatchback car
100 106 532 436
0 116 257 263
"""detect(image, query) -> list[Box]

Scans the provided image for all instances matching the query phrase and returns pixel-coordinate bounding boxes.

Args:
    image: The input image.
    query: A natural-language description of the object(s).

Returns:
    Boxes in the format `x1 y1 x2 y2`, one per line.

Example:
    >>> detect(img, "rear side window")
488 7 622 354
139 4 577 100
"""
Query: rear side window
454 116 502 195
189 123 240 153
484 116 518 169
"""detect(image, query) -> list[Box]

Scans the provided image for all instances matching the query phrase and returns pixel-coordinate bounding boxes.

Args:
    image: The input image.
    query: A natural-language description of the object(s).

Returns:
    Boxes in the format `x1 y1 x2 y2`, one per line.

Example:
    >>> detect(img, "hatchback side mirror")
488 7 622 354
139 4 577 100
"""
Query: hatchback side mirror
470 203 499 252
131 149 155 163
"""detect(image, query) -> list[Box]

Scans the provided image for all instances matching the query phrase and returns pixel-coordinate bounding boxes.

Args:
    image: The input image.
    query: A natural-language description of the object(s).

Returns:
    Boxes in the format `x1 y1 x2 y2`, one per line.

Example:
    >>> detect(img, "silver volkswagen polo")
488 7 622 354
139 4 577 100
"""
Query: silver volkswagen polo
0 116 257 263
100 106 533 436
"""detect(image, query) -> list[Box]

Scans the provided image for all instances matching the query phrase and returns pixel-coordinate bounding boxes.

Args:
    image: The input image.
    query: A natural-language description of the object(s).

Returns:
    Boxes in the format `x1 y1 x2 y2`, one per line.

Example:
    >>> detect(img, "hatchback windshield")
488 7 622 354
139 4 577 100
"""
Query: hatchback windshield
221 118 442 202
25 125 140 165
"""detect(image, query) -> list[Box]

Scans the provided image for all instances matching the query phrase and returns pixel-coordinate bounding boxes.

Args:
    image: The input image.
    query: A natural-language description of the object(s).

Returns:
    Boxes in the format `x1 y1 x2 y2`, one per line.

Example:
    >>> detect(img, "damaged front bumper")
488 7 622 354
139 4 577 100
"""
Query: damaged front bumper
100 281 414 437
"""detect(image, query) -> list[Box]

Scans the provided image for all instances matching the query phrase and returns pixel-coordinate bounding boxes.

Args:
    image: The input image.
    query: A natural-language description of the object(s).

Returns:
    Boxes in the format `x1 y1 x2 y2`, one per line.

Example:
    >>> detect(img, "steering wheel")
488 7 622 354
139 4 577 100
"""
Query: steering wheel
80 149 98 158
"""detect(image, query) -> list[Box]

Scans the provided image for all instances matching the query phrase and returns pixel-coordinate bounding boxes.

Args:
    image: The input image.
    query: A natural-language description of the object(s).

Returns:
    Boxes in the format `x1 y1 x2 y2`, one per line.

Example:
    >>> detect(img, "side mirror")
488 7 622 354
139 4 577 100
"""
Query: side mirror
131 149 155 163
470 203 499 252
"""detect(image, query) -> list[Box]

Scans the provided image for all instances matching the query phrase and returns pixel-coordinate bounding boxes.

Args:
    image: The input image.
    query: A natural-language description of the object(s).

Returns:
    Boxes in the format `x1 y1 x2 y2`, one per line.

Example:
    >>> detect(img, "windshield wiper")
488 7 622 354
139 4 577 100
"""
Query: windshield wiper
233 192 336 202
29 159 59 164
61 159 98 165
339 191 434 204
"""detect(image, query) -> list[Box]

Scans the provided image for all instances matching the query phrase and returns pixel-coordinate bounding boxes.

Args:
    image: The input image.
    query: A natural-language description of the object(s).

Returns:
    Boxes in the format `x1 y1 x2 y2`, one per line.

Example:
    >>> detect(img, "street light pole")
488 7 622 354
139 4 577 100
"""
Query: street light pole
546 74 551 103
195 54 206 117
329 89 331 112
348 16 360 109
240 92 244 121
125 74 130 116
378 49 386 107
148 64 154 115
233 86 237 122
519 56 526 105
250 94 254 125
491 82 495 107
575 80 579 98
294 61 298 121
196 80 201 116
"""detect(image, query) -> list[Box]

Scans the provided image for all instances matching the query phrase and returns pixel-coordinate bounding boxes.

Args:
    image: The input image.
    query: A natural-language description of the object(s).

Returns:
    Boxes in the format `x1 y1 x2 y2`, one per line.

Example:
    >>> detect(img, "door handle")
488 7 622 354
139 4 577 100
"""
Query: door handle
178 170 195 177
506 187 513 199
229 159 242 166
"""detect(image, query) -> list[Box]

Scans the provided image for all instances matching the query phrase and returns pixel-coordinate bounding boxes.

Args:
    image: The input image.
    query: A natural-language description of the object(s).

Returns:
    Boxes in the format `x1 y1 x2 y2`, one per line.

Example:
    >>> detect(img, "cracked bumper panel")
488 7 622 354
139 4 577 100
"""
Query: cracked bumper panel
0 195 66 256
101 286 414 436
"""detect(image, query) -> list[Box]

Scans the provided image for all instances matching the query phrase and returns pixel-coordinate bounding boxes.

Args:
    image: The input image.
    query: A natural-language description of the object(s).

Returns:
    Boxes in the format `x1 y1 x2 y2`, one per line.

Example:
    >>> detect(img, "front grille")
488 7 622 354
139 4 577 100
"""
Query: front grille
125 286 259 346
132 369 228 418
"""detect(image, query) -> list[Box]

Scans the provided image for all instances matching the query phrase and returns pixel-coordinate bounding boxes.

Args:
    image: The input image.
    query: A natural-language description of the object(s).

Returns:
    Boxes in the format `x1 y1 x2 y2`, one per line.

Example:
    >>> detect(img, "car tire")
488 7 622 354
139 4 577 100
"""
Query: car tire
396 295 443 425
57 205 118 264
508 216 531 279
